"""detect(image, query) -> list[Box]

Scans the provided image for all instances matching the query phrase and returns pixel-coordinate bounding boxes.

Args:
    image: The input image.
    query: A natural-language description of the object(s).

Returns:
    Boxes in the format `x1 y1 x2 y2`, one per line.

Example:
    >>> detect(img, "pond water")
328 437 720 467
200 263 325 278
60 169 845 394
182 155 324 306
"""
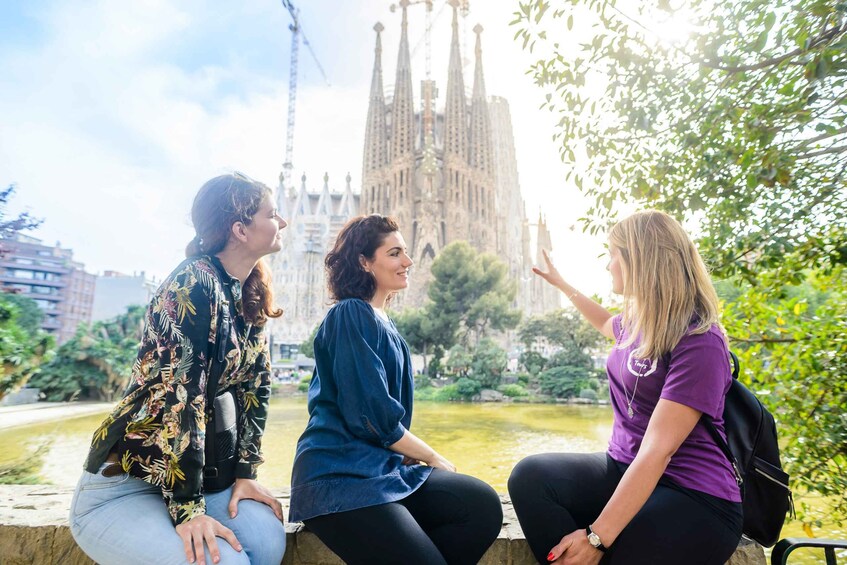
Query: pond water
1 397 842 563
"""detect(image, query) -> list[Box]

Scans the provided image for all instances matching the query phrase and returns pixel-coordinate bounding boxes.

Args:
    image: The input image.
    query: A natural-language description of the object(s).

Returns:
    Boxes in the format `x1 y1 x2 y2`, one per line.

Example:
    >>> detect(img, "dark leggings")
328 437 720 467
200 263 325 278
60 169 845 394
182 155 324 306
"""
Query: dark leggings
508 452 743 565
303 469 503 565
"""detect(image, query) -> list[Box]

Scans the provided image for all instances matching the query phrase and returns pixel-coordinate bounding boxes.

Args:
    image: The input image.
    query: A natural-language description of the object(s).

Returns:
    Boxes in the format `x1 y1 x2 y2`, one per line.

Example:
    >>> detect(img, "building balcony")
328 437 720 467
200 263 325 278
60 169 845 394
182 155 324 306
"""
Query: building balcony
0 260 71 275
0 274 67 288
41 318 62 330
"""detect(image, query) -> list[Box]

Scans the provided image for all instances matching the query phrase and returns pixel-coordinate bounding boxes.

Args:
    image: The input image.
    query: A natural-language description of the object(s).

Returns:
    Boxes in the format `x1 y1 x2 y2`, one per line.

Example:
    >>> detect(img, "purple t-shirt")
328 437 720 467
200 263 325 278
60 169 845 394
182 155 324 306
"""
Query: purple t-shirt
606 315 742 503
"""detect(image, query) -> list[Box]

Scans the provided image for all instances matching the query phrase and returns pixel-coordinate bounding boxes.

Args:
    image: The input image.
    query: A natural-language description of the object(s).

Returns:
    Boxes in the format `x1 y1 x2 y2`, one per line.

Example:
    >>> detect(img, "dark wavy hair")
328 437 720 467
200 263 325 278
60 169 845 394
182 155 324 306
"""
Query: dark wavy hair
325 214 401 303
184 173 283 326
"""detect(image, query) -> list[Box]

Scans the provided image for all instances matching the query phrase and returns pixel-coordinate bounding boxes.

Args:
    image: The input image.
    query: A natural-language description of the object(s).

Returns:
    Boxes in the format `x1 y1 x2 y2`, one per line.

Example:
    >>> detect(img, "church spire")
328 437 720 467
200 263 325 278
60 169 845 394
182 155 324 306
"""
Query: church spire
469 24 492 175
391 1 415 161
443 1 467 160
363 22 387 175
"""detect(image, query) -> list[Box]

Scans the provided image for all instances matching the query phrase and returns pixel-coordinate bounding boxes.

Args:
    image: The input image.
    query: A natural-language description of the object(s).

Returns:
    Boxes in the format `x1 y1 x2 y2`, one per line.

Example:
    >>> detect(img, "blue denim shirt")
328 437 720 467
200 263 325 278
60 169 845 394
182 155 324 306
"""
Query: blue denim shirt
289 299 432 522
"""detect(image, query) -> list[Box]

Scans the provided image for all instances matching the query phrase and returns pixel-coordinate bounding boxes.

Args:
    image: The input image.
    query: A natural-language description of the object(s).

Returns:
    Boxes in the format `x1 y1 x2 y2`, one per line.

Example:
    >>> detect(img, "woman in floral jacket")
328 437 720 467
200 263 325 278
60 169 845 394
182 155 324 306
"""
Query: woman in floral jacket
70 173 287 565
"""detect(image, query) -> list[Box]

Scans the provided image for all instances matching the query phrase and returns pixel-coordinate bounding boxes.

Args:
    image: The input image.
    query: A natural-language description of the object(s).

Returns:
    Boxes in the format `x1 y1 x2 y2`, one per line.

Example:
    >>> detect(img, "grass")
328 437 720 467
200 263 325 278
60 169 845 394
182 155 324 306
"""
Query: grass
0 441 50 485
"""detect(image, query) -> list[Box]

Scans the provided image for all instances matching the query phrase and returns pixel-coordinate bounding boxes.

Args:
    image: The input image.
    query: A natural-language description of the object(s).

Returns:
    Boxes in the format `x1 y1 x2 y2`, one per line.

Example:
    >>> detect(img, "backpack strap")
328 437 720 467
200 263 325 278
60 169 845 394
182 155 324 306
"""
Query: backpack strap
203 258 233 482
701 351 744 488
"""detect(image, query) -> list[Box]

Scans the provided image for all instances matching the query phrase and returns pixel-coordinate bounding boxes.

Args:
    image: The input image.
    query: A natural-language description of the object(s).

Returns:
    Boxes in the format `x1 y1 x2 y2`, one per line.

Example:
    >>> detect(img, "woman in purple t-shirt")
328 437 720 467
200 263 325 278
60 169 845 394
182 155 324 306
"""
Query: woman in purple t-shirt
508 210 742 565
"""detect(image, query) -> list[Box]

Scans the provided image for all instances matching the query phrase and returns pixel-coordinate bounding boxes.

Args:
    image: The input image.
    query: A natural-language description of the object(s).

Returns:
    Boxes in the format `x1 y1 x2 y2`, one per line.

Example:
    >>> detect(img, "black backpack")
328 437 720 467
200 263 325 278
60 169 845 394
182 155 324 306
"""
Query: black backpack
702 352 794 547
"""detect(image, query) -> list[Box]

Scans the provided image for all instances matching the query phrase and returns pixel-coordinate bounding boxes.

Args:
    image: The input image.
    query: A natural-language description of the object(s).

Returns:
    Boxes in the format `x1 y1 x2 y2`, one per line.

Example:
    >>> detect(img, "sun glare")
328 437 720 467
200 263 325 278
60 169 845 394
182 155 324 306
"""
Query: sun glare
644 8 700 46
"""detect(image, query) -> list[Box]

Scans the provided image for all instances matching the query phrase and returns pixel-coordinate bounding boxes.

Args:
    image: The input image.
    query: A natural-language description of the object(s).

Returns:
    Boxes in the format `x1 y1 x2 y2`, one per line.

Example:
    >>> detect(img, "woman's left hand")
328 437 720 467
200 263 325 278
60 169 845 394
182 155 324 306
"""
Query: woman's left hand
547 529 603 565
401 456 420 465
228 478 284 521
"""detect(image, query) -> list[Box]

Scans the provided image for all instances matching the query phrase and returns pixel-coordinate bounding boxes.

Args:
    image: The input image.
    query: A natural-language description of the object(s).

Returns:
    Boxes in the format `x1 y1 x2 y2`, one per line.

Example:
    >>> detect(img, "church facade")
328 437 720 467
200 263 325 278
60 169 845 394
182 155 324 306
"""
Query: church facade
269 2 558 358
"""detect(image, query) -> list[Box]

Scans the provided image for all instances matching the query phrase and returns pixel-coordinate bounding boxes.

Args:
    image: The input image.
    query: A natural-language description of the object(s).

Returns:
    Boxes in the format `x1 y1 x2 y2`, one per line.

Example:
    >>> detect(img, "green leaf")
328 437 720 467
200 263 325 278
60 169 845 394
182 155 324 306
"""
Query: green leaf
815 57 830 79
763 12 776 32
754 29 769 52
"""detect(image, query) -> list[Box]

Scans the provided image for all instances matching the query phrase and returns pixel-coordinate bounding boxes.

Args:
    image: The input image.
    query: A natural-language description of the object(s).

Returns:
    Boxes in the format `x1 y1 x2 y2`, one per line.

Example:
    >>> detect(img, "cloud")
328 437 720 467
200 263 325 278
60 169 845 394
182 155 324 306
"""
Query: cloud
0 0 610 295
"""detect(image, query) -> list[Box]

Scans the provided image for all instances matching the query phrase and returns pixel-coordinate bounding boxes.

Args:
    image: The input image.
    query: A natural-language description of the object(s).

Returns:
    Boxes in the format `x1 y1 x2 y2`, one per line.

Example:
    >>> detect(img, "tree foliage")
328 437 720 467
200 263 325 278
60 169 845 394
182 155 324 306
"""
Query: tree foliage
393 307 441 371
518 308 607 353
514 0 847 280
0 294 53 400
517 308 606 398
519 350 547 375
1 293 44 335
427 242 522 346
538 365 594 398
470 338 509 389
445 345 472 378
514 0 847 520
300 324 320 359
720 268 847 520
30 305 145 401
396 242 521 374
0 185 41 247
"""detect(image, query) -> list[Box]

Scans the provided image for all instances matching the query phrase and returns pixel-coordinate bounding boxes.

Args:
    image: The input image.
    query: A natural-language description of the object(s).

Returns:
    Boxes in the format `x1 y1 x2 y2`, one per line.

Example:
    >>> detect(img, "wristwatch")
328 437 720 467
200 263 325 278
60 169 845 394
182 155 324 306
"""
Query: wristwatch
586 525 607 552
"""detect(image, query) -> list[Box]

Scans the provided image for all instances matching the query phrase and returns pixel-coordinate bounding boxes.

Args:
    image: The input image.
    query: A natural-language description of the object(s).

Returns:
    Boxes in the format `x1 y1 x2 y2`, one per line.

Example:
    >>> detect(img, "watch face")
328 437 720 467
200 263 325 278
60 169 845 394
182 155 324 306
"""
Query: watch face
588 532 601 547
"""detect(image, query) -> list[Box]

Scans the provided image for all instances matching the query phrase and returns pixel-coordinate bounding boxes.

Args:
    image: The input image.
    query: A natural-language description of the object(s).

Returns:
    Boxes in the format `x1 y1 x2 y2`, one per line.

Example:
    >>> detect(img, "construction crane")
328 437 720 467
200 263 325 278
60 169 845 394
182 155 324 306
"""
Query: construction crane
280 0 329 195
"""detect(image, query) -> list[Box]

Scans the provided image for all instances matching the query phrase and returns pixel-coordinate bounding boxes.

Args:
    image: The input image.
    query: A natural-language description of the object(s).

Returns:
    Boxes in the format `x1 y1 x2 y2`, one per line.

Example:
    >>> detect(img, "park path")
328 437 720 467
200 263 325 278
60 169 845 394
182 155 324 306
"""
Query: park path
0 402 112 430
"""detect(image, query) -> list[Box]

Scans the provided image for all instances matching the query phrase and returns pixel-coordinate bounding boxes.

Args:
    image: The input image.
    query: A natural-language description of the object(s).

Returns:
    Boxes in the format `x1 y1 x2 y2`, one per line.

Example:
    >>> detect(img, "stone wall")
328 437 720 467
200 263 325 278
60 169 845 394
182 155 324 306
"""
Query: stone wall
0 486 765 565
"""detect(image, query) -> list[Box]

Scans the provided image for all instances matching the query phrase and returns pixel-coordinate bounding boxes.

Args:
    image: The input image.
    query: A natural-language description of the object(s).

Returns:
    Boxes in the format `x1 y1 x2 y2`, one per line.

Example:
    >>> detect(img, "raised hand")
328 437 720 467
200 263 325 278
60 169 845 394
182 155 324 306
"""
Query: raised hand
532 249 568 292
175 514 241 564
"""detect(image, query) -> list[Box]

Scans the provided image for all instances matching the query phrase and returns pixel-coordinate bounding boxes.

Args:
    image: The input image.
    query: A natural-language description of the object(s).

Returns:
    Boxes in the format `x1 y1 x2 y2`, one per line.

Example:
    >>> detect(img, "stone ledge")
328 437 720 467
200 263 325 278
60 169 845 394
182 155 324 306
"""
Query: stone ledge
0 486 764 564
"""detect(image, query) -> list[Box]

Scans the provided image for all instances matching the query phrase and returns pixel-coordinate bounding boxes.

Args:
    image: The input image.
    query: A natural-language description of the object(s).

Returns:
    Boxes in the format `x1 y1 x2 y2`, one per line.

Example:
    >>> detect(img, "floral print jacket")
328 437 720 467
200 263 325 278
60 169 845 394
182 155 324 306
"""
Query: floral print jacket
83 255 272 525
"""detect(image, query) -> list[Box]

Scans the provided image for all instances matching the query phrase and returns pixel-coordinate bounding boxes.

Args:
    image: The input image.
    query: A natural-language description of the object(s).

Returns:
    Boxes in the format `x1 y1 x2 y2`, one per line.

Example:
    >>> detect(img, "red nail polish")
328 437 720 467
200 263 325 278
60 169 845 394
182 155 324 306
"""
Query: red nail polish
547 552 555 562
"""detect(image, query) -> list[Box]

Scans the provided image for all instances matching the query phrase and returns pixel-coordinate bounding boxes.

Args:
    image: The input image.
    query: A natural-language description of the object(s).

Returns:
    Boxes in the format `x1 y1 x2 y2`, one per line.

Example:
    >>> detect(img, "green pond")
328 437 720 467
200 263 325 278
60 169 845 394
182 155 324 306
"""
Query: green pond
2 397 843 563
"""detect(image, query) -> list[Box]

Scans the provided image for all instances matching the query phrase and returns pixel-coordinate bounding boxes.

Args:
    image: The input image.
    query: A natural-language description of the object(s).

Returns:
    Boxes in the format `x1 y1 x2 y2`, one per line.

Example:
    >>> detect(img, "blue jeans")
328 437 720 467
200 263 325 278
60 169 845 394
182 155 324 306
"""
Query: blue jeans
69 464 286 565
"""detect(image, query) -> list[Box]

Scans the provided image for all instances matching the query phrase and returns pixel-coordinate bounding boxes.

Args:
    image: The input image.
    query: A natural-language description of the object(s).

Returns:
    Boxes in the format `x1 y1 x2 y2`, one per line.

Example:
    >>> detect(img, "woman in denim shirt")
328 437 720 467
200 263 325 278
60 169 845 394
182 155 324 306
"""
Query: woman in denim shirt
290 214 502 565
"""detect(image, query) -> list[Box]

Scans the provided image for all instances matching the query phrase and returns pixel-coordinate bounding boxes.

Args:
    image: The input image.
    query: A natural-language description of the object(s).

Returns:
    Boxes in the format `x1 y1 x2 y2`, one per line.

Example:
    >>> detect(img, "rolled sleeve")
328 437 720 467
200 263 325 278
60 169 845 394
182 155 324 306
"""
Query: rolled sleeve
327 301 407 446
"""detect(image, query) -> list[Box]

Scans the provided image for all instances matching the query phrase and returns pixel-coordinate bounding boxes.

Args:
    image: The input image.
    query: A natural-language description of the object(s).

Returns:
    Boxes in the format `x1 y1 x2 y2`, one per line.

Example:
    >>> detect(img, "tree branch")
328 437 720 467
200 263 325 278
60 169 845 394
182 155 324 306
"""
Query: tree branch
796 144 847 160
697 23 846 74
793 126 847 149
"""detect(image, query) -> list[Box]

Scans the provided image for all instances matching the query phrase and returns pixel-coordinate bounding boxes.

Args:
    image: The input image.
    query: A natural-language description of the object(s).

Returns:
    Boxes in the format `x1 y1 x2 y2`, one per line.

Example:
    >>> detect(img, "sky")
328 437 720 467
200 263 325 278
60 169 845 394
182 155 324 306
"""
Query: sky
0 0 613 297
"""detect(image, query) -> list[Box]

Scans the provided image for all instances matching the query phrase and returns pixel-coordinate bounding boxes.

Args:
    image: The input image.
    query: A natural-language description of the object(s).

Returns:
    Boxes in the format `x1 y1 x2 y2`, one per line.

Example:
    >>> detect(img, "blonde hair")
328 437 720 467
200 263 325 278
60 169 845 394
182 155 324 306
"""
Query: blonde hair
609 210 721 360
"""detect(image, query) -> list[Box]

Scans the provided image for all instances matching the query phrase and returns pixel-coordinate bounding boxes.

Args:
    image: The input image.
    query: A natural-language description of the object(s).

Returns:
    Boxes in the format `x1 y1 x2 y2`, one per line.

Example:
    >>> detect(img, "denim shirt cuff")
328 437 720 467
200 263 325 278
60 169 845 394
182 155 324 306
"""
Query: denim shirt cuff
381 424 406 448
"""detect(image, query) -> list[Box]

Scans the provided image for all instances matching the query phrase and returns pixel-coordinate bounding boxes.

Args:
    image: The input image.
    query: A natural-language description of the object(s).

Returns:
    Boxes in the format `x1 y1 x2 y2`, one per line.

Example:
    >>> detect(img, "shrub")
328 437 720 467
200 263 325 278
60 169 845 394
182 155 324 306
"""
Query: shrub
455 377 482 398
499 383 529 397
433 384 464 401
578 388 598 401
470 339 508 389
538 365 592 399
297 374 312 393
414 374 432 389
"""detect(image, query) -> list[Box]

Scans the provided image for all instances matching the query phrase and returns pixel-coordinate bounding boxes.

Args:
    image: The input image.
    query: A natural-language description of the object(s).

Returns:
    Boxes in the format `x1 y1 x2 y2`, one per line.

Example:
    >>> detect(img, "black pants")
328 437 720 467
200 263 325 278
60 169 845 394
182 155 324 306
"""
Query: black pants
304 469 503 565
508 452 743 565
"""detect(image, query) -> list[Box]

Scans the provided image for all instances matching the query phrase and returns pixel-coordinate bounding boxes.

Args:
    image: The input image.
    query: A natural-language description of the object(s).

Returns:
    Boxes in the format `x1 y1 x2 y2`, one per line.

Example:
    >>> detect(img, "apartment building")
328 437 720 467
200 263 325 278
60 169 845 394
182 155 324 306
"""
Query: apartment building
0 234 95 343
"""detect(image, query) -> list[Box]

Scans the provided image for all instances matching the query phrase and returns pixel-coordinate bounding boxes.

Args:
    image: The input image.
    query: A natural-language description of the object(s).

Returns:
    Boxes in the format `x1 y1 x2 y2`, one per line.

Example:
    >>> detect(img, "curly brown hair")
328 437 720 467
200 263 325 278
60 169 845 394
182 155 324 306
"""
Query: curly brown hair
325 214 401 303
184 173 283 326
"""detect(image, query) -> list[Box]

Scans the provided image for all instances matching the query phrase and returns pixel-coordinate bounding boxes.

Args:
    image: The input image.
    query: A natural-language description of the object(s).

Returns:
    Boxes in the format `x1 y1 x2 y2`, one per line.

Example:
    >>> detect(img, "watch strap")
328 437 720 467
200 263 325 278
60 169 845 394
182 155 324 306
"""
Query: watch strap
586 525 608 552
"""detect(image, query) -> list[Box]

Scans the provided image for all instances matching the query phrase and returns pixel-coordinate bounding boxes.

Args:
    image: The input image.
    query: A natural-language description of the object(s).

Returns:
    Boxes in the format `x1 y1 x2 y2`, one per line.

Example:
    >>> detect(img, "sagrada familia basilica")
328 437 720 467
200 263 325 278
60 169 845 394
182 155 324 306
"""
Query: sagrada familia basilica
270 1 558 357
